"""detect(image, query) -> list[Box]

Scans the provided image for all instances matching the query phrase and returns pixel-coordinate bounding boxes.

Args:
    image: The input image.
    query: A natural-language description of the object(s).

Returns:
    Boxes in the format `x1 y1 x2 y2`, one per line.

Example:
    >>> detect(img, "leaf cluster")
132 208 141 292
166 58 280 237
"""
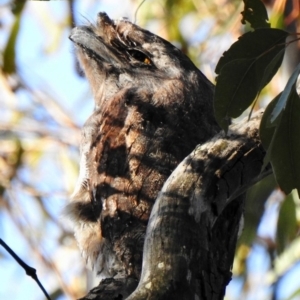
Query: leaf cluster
214 0 300 199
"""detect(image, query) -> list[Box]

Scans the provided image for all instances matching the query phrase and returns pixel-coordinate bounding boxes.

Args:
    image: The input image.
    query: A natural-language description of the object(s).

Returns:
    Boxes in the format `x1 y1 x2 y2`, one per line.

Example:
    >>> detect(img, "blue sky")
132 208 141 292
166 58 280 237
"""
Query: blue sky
1 1 299 300
0 1 134 299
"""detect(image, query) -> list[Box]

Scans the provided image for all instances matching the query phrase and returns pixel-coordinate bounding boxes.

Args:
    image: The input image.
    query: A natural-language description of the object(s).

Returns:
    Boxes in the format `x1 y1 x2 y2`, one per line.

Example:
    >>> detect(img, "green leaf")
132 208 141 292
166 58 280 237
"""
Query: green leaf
276 190 298 254
239 174 276 246
247 49 285 120
259 93 281 170
270 62 300 123
2 1 26 74
259 93 281 150
241 0 270 29
215 58 257 130
215 29 287 75
214 28 288 131
269 86 300 195
258 49 286 97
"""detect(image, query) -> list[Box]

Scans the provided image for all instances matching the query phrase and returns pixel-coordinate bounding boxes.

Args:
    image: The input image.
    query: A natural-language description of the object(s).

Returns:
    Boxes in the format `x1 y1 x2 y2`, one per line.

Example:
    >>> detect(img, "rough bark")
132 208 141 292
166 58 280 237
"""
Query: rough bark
80 112 266 300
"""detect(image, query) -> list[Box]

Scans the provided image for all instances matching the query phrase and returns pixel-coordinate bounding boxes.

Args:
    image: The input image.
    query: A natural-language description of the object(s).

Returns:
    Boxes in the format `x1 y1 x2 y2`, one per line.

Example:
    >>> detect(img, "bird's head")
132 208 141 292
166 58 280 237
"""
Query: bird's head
69 12 212 109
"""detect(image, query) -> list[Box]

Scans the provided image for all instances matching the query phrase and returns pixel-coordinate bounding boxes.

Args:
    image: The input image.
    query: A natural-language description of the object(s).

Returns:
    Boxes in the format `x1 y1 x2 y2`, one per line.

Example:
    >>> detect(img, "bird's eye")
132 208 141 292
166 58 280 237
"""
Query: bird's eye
127 50 151 65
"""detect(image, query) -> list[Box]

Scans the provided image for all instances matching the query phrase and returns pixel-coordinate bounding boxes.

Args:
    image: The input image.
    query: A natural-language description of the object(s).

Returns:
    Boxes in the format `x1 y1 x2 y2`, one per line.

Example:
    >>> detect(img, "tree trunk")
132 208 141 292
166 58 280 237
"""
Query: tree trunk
79 112 266 300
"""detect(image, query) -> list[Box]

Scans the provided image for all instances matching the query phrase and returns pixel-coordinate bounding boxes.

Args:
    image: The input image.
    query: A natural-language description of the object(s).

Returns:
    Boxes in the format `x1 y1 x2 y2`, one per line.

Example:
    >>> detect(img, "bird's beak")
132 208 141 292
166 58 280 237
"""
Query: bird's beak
69 25 125 67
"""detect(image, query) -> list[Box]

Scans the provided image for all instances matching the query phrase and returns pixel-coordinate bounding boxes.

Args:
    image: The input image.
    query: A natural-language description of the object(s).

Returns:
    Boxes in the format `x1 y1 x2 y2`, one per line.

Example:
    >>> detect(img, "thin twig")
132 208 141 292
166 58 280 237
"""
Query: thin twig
0 238 52 300
4 190 78 299
134 0 147 24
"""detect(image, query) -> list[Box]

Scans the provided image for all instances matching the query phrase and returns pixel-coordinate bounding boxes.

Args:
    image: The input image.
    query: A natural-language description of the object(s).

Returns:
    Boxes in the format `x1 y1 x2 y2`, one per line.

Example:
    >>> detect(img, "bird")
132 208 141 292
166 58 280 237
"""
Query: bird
67 12 220 281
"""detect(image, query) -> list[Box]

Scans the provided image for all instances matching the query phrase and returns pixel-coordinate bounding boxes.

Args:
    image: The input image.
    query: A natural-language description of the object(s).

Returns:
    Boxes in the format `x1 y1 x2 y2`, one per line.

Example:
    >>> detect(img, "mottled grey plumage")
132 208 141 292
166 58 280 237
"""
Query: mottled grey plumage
68 12 219 280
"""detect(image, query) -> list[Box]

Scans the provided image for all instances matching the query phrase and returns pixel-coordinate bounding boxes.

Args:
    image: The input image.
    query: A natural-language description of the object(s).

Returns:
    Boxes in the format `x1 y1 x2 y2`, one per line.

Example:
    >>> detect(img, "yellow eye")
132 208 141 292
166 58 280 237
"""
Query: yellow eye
144 57 151 65
127 49 151 65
